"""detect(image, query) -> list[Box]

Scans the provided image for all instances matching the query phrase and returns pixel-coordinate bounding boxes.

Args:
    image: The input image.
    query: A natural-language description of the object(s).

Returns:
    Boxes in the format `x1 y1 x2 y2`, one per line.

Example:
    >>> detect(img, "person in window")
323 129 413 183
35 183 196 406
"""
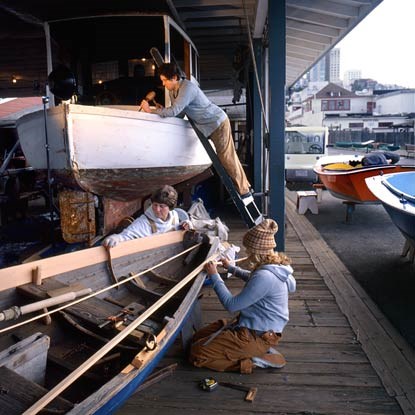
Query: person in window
103 185 191 248
189 219 296 374
139 63 251 198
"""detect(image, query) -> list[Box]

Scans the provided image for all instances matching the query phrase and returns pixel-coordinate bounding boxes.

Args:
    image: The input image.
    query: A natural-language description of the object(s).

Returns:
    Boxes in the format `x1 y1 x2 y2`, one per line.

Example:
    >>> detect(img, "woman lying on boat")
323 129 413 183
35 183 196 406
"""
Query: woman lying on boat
139 63 252 198
189 219 296 374
103 185 192 248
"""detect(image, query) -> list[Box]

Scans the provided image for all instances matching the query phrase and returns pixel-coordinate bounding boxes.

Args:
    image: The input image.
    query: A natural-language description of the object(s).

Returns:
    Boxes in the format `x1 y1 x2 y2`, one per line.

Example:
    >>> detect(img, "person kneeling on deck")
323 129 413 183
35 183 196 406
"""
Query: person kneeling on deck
139 63 251 198
103 185 192 248
189 219 296 374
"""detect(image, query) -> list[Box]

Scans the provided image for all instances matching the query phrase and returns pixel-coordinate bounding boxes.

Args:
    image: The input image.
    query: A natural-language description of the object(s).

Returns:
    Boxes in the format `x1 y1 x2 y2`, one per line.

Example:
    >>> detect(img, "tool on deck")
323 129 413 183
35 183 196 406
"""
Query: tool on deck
219 381 257 402
188 120 263 228
199 377 219 392
199 377 257 402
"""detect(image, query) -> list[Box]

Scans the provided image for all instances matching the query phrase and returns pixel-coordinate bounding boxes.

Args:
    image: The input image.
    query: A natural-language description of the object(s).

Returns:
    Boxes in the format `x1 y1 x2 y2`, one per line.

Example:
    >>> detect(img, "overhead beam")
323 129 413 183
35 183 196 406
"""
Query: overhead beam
287 6 349 30
192 33 246 40
287 0 359 19
174 0 255 7
286 27 334 45
185 18 242 28
287 45 321 59
286 51 317 62
286 19 340 37
180 9 247 20
286 37 326 52
189 27 247 36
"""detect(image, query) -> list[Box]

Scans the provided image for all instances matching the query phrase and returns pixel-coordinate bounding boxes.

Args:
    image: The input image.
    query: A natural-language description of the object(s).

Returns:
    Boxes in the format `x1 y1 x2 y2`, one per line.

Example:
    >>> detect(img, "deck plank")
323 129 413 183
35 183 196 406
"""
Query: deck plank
117 202 411 415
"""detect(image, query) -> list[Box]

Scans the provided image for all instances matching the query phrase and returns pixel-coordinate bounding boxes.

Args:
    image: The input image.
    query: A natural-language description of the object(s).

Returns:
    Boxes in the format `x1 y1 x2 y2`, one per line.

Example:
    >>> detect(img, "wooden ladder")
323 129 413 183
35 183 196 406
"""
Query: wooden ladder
189 120 263 228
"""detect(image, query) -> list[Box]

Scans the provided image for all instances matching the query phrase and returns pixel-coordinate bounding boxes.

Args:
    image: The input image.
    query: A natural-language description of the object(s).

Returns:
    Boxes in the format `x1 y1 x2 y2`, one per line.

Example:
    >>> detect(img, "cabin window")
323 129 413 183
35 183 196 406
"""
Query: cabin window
285 131 325 154
378 122 393 128
127 59 156 78
49 16 165 105
91 61 119 85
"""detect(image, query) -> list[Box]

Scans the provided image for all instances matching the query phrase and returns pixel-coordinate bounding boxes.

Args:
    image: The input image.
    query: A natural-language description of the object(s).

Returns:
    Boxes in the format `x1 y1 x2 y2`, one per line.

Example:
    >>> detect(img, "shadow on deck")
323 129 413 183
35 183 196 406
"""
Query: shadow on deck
117 196 415 415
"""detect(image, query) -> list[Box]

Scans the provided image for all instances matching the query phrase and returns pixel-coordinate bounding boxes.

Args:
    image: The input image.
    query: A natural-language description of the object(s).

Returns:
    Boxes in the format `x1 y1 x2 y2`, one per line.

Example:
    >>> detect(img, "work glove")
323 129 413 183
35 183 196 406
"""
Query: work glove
102 234 124 248
180 220 193 230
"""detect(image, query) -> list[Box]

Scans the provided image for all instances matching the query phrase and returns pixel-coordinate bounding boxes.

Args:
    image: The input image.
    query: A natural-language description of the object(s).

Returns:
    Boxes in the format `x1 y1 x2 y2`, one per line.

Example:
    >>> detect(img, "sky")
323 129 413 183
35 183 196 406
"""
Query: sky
337 0 415 88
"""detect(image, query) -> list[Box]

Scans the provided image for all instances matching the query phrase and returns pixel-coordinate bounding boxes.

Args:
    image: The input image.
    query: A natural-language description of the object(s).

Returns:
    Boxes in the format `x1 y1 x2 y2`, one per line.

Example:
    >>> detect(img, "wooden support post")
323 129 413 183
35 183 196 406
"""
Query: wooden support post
32 266 52 326
342 201 356 224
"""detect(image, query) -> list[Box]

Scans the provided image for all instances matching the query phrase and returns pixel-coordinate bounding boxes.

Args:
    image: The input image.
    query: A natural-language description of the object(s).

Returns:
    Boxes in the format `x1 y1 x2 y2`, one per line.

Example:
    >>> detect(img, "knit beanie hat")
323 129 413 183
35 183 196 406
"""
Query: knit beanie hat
151 185 178 210
242 219 278 254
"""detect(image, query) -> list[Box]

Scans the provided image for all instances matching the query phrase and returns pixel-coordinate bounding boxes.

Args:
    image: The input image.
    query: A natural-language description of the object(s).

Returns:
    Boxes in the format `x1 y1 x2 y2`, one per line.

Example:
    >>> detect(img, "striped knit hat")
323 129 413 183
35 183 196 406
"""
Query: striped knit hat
242 219 278 254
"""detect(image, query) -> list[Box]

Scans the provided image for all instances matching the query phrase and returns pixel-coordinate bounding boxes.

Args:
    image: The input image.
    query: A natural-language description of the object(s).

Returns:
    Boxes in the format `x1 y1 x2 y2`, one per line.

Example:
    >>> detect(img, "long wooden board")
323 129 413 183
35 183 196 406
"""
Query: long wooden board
0 231 185 291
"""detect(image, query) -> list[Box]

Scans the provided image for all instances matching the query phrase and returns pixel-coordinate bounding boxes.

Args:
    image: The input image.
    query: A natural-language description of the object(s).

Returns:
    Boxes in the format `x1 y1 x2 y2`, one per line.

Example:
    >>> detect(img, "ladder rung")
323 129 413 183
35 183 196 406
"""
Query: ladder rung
242 195 254 206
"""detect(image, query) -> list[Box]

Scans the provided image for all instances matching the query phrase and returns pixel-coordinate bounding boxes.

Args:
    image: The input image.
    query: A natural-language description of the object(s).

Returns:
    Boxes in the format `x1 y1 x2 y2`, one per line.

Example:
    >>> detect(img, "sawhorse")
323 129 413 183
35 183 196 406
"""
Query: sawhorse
189 120 263 228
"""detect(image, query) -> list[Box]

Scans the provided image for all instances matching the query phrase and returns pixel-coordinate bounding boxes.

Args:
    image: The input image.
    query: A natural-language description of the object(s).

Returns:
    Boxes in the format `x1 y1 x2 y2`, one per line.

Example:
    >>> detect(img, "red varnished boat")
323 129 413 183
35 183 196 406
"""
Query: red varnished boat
314 158 415 203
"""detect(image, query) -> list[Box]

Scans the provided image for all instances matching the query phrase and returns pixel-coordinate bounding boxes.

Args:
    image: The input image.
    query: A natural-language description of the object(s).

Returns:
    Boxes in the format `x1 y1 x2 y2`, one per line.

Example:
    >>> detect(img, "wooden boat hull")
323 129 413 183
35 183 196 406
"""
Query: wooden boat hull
314 164 415 203
366 172 415 246
16 104 212 201
0 231 211 414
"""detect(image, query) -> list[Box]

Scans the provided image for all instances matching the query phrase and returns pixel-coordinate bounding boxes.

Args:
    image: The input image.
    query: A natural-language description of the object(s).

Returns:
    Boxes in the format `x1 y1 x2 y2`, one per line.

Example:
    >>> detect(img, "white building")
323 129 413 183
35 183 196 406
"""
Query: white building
286 83 415 133
374 89 415 116
329 48 340 83
343 69 362 89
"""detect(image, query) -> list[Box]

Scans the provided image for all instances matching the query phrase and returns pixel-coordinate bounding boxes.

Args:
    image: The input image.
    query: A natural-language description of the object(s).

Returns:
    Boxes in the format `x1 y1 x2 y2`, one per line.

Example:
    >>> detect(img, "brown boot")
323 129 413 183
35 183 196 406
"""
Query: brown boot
252 349 286 369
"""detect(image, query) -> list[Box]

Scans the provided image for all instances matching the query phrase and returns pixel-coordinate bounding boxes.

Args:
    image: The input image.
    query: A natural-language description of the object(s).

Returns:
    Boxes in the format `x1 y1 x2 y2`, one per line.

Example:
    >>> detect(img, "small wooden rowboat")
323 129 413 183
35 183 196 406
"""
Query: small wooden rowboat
0 230 214 414
314 160 415 203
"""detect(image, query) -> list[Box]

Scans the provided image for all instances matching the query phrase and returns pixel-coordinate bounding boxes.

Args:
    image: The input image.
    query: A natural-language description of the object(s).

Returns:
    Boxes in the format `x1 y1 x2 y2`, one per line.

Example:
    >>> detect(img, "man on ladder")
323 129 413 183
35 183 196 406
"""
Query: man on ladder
140 62 262 228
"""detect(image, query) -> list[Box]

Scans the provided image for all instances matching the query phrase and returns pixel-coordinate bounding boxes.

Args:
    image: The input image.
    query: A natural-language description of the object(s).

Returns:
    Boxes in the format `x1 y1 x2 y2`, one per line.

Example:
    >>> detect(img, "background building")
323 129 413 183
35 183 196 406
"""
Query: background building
309 48 340 83
344 69 362 89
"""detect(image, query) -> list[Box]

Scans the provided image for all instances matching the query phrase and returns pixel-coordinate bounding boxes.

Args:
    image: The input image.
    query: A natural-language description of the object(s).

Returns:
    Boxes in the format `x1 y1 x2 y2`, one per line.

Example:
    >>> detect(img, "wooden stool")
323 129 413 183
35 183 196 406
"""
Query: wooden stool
312 183 325 203
296 191 318 214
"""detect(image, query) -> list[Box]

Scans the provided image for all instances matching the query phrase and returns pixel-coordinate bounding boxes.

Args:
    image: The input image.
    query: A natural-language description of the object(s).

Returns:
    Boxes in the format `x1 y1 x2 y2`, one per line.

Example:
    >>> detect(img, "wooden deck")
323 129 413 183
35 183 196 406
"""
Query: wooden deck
118 196 415 415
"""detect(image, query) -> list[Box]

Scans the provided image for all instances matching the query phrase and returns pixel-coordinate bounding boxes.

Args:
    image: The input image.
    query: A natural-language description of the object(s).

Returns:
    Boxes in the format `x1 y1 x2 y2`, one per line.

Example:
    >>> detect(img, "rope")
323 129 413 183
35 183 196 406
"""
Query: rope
0 242 202 334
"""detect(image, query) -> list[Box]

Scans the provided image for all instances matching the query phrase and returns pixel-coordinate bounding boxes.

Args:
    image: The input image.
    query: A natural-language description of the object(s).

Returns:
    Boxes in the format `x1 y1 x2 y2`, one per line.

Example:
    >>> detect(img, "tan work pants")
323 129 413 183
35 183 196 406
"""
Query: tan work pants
189 319 281 374
209 119 251 195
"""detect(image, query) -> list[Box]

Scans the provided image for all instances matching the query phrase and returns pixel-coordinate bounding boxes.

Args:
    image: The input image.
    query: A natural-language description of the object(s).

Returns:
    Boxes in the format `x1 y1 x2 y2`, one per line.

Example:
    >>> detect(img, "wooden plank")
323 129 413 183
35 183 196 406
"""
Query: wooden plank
285 196 415 412
0 231 185 291
0 366 73 415
281 326 356 343
118 377 402 415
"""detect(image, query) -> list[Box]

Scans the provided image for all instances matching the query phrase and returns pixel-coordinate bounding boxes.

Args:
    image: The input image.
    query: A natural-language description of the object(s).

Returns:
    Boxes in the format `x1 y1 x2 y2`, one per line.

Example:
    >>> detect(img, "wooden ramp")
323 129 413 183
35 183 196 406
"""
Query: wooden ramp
117 198 415 415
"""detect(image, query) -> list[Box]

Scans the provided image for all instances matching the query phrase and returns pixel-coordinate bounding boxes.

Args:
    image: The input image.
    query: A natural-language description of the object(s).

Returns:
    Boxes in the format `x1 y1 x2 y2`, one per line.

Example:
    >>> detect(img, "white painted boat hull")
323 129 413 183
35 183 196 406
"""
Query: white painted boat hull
17 104 212 200
365 172 415 245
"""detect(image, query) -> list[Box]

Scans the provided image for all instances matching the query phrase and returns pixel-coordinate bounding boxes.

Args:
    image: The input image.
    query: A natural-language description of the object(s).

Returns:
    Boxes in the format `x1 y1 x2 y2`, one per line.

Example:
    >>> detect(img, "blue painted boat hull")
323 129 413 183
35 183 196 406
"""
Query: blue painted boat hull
365 172 415 246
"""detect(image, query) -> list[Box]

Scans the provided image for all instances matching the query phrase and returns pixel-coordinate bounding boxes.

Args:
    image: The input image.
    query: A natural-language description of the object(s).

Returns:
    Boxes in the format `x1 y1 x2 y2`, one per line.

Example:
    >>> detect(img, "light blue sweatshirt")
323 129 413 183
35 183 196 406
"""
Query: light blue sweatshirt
103 206 189 247
210 264 296 334
155 79 227 137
